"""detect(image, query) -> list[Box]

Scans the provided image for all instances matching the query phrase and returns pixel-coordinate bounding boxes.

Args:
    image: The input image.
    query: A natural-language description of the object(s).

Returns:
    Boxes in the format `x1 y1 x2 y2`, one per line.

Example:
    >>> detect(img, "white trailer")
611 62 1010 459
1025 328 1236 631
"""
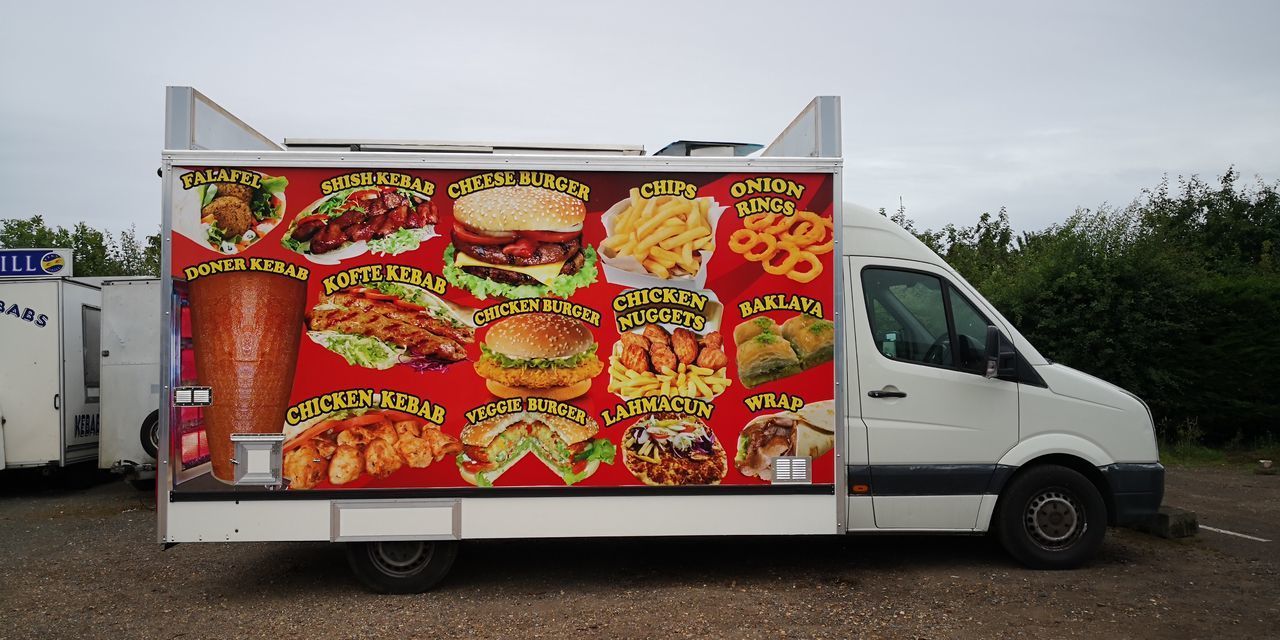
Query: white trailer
0 277 102 471
98 278 161 481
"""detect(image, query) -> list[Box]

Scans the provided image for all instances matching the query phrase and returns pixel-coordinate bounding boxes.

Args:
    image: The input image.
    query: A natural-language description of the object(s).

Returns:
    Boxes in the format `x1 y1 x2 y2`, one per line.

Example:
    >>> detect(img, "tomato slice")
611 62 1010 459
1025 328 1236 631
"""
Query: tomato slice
521 230 579 243
502 237 539 257
460 460 491 473
453 223 515 245
350 189 381 201
392 298 426 312
362 291 396 302
570 459 590 475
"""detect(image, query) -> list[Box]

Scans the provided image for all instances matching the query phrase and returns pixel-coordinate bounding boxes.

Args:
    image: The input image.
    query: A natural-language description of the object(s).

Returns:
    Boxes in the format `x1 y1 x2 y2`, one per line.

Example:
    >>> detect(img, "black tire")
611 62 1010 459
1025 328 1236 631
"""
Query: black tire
996 465 1107 569
345 540 458 594
139 410 160 460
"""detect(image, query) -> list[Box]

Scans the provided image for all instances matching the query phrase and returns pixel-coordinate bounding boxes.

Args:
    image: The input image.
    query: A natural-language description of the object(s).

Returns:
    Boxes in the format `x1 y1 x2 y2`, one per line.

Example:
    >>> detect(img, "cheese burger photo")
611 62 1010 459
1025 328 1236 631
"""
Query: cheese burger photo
734 400 835 481
457 412 615 487
474 313 603 400
443 186 598 299
621 413 728 485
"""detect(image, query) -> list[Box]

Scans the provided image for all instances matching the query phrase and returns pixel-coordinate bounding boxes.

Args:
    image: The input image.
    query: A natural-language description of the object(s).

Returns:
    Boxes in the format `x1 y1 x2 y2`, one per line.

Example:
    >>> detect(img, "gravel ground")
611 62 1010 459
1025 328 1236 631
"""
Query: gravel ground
0 467 1275 639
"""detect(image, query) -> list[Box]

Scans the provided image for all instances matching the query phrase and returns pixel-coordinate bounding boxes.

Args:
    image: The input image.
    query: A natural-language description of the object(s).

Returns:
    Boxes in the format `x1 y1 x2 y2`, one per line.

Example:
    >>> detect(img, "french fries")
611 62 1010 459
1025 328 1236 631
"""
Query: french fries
607 346 732 401
603 189 716 279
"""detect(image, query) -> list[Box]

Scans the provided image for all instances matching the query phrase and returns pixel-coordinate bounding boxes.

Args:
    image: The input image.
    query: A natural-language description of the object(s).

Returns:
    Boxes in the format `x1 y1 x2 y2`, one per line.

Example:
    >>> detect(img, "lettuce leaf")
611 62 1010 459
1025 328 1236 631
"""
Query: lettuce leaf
366 227 422 256
442 244 598 300
480 343 597 369
313 332 402 369
573 438 616 465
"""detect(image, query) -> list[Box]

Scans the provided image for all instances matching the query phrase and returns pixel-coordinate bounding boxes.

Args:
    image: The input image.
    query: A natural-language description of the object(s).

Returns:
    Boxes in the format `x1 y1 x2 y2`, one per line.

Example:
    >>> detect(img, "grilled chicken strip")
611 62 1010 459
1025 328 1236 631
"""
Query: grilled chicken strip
309 307 467 362
319 292 475 345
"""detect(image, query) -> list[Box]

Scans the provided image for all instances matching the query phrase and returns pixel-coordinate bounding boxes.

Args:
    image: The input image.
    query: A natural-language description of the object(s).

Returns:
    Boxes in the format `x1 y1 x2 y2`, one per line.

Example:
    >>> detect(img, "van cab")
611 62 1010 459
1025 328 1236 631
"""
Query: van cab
841 204 1164 567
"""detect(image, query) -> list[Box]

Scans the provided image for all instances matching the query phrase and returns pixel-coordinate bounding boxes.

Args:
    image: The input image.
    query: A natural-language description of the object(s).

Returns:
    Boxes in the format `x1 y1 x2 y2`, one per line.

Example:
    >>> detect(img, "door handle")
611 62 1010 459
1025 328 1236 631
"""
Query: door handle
867 388 906 399
54 394 61 410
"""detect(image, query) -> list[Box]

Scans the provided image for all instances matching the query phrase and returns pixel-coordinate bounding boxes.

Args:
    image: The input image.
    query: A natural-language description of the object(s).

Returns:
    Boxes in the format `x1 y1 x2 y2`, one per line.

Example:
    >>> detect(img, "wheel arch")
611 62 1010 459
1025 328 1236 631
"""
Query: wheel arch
988 450 1111 529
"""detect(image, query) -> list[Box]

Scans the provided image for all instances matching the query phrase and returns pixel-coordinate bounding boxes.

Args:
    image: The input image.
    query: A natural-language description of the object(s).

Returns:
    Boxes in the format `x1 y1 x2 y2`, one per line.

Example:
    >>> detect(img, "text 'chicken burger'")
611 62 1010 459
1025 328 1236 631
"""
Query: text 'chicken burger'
444 186 598 299
474 313 603 400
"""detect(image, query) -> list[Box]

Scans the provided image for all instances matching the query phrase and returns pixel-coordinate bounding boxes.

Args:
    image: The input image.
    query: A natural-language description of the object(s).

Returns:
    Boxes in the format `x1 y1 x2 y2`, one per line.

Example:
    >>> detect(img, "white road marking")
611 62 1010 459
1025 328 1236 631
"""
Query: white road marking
1200 525 1271 543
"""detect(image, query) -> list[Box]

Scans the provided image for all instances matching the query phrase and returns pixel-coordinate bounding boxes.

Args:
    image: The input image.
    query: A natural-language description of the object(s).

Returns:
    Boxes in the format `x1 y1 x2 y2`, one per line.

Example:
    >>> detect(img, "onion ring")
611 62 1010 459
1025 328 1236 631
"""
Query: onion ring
762 241 803 275
786 250 823 283
782 220 825 245
806 237 834 255
744 213 781 231
742 233 778 262
728 228 759 253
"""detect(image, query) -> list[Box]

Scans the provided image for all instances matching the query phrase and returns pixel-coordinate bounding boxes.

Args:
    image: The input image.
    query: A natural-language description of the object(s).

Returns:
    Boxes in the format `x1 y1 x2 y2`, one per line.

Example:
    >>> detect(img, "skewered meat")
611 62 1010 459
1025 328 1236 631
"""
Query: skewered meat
289 190 437 254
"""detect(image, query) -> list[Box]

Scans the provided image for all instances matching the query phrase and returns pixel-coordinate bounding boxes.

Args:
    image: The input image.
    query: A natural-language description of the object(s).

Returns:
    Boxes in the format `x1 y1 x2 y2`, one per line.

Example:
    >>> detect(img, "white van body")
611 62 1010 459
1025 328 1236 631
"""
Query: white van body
156 89 1163 590
0 278 102 470
840 205 1161 532
98 278 161 478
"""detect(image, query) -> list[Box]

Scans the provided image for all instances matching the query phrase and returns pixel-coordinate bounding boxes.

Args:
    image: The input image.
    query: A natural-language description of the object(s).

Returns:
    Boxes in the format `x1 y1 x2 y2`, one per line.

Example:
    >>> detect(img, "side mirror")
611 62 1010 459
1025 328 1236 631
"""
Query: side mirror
984 325 1000 379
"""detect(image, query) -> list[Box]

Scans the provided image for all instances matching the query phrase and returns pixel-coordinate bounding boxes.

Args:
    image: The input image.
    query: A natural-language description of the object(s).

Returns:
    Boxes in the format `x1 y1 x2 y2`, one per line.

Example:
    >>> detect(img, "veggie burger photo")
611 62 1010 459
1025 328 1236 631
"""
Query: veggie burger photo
443 186 598 299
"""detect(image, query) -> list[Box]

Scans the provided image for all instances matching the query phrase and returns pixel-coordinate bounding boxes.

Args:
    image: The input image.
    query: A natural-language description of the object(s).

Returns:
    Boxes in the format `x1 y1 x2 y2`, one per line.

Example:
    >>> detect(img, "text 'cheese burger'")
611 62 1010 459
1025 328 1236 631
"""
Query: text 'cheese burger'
444 186 598 299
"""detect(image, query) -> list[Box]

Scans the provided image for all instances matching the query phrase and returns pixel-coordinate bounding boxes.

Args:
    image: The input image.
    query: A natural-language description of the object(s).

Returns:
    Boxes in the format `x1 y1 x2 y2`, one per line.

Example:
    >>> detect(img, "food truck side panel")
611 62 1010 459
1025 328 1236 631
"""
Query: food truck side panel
161 153 841 541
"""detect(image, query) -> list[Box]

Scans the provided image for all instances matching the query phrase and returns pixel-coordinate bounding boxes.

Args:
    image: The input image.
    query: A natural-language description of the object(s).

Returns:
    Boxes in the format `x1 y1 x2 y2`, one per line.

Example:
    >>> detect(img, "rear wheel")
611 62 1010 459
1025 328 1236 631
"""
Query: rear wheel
139 410 160 459
345 540 458 593
996 465 1107 569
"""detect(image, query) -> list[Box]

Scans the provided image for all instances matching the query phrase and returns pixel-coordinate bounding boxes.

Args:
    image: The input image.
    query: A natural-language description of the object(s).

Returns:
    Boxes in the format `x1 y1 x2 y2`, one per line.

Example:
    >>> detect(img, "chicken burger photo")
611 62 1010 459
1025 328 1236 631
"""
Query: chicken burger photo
474 313 603 400
443 185 598 299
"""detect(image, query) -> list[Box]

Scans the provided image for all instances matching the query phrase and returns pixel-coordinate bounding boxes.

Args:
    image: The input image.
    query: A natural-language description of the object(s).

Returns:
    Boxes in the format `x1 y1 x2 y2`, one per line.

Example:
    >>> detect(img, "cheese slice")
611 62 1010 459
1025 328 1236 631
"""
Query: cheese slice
452 250 566 285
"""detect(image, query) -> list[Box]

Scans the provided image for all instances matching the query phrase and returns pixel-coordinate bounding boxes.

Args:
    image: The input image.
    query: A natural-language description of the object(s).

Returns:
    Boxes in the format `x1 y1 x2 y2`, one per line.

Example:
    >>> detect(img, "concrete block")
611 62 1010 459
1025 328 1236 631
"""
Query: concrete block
1129 505 1198 539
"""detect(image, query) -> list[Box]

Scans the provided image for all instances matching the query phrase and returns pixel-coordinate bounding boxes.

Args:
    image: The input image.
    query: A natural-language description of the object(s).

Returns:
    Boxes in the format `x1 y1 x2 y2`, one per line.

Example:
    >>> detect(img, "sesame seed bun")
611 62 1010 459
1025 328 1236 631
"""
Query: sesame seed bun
484 313 595 360
453 186 586 232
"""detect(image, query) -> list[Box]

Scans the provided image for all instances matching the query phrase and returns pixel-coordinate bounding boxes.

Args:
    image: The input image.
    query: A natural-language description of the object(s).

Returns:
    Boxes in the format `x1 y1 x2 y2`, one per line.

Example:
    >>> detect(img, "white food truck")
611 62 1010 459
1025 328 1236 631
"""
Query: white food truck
0 257 102 473
157 88 1163 593
97 278 161 483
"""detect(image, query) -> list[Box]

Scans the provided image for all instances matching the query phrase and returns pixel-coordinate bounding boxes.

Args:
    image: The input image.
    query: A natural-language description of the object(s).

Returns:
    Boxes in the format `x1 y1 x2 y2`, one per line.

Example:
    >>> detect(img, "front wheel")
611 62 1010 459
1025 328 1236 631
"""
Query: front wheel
345 540 458 593
996 465 1107 569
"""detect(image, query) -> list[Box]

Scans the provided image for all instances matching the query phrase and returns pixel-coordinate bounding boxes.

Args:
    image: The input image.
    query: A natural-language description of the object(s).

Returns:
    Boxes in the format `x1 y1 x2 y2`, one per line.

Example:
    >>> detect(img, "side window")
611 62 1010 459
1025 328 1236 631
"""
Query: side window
861 269 952 366
948 288 990 374
82 305 101 401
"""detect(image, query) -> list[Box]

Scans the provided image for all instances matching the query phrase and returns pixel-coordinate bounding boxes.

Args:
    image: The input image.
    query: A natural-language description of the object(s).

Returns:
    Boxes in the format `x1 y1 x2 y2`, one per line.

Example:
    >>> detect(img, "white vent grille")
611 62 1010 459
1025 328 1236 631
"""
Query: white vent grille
173 386 211 407
771 456 811 484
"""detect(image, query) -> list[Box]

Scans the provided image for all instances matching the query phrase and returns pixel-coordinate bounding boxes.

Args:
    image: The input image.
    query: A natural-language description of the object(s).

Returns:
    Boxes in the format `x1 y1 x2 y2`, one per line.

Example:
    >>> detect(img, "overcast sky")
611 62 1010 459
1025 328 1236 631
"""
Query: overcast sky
2 0 1277 233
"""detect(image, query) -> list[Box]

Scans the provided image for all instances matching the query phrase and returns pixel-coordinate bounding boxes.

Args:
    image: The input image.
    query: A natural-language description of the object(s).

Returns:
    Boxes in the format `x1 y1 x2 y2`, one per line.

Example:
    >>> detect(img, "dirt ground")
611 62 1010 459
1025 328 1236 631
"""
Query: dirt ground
0 467 1274 640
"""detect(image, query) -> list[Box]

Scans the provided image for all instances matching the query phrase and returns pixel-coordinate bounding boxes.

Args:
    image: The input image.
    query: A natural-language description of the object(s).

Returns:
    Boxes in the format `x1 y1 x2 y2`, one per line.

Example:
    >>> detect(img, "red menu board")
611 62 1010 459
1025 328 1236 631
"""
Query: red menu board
169 166 836 491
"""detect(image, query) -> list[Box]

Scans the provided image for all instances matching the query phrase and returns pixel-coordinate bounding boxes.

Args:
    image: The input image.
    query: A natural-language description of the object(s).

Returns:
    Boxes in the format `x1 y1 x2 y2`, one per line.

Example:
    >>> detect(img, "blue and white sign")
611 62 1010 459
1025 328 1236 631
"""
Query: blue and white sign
0 248 73 278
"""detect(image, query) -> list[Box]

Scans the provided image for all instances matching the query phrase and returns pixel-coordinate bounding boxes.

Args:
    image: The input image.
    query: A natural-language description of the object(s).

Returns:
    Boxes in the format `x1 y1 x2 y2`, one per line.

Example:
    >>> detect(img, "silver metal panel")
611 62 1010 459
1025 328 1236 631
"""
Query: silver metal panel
762 96 842 158
330 499 461 542
157 156 174 544
161 150 840 173
832 168 848 532
231 433 284 485
165 87 280 152
284 138 644 156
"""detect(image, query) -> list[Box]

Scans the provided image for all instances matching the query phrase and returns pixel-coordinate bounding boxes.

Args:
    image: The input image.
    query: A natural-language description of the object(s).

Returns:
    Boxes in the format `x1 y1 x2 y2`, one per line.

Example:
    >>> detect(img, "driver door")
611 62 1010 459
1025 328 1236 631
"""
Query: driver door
849 257 1019 529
